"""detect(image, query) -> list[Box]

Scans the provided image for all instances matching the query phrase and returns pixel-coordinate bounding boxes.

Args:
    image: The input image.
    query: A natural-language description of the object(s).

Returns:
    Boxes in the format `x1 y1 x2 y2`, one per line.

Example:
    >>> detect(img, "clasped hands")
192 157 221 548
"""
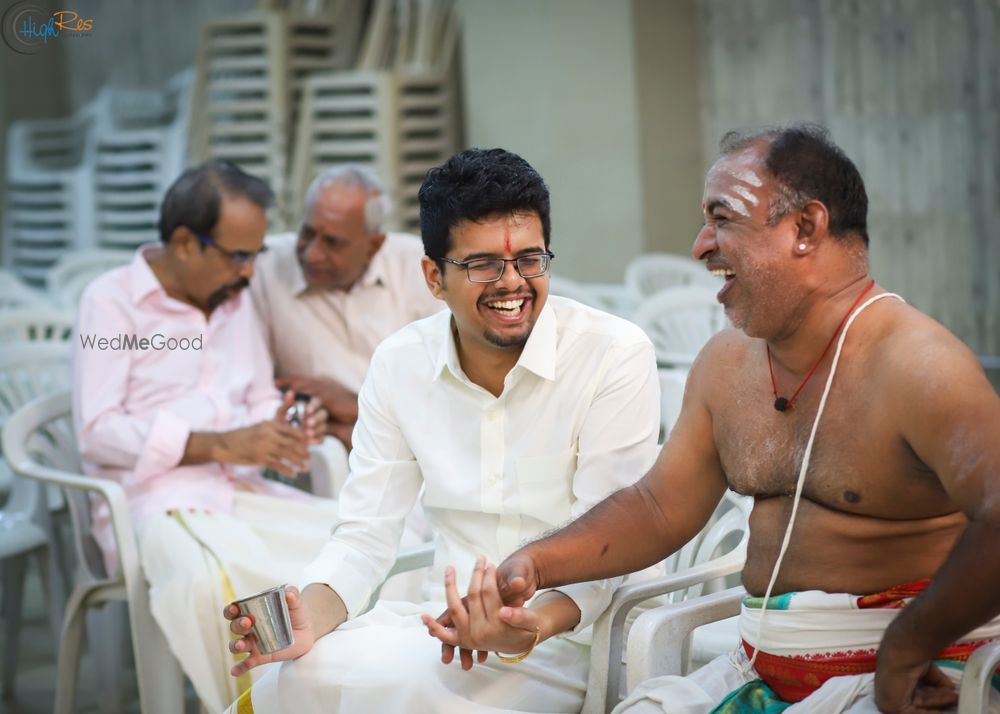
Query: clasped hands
421 555 542 670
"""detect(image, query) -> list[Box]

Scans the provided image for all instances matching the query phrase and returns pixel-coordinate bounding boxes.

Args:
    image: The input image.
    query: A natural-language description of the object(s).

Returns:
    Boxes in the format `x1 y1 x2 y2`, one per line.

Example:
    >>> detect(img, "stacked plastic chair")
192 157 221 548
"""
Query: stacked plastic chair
90 71 193 253
288 0 461 232
188 6 356 226
2 111 97 285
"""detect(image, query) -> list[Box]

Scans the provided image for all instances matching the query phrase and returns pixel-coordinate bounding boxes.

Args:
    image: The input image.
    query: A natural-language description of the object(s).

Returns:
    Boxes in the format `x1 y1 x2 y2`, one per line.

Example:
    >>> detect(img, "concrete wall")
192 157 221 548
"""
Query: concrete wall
457 0 646 283
632 0 705 258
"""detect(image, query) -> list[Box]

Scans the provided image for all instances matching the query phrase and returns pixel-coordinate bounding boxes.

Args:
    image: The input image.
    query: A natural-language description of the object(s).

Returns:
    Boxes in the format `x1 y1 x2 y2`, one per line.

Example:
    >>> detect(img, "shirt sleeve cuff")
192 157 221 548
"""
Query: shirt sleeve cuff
549 577 620 644
132 409 191 482
298 543 381 618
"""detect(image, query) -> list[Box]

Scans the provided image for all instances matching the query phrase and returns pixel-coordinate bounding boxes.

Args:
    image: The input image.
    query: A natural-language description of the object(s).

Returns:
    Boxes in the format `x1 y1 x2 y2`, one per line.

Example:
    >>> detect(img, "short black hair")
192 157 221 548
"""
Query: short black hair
158 159 274 244
418 148 551 259
720 124 869 245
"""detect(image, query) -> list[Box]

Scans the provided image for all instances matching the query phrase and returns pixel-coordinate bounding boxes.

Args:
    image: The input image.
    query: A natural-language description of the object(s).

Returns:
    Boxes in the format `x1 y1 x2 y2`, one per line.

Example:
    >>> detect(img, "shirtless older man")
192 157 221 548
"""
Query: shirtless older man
456 125 1000 713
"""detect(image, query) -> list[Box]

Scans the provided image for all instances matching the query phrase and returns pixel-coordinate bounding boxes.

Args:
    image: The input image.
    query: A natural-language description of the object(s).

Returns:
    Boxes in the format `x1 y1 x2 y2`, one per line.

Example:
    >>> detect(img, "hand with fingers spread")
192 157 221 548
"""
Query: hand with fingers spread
224 586 317 676
422 557 542 671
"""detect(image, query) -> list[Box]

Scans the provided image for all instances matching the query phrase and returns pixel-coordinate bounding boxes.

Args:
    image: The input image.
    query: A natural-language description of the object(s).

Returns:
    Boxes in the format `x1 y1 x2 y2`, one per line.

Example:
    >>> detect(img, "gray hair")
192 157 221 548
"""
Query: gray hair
303 165 392 233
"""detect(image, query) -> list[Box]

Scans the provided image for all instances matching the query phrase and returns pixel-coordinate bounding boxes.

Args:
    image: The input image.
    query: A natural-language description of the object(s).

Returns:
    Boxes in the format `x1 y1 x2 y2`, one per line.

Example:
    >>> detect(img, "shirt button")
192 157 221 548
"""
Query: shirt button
486 411 500 422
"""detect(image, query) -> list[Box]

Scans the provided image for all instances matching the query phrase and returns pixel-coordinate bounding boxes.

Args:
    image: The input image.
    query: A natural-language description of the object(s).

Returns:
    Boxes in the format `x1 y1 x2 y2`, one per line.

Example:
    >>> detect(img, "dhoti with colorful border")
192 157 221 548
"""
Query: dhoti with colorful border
615 580 1000 714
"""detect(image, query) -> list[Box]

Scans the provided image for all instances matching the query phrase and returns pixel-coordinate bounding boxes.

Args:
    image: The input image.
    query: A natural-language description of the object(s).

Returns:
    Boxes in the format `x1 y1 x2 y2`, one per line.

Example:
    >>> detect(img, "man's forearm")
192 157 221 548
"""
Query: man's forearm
525 482 683 590
883 517 1000 660
302 583 348 639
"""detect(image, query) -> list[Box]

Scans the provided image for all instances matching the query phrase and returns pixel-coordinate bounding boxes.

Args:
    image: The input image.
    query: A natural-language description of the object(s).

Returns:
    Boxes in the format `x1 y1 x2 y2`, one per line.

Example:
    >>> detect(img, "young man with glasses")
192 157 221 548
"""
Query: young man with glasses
249 165 442 449
220 148 662 713
73 160 342 712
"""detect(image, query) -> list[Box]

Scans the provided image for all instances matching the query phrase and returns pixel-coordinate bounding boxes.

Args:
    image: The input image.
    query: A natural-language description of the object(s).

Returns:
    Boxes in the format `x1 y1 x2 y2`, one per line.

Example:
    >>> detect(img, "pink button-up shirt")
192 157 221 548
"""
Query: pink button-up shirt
72 246 305 567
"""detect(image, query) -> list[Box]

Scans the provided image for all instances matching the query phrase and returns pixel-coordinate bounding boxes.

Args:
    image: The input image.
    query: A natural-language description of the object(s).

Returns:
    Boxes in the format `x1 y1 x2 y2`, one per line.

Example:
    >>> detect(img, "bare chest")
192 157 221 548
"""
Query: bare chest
710 358 944 516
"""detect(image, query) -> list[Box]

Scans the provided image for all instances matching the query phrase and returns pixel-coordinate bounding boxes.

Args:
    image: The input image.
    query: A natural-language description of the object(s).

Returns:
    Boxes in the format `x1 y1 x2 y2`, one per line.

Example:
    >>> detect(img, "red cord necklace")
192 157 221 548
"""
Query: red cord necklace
767 279 876 412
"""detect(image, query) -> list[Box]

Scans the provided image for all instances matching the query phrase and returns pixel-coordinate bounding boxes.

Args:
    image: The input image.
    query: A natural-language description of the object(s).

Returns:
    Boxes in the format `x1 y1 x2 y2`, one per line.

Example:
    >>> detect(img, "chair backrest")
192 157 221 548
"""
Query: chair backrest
657 367 688 439
45 249 132 307
0 342 72 423
0 269 51 310
632 286 727 367
624 253 718 302
661 491 752 600
0 341 73 517
0 307 76 344
2 391 109 585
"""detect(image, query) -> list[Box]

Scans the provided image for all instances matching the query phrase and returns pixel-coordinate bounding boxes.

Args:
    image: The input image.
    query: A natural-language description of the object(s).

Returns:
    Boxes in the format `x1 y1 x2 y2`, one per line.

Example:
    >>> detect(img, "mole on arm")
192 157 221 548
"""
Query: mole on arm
844 490 861 504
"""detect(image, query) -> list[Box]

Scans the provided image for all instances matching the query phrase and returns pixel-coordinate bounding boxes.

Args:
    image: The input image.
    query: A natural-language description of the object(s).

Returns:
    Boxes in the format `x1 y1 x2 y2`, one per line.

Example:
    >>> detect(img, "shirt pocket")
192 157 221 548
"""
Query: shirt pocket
515 448 577 526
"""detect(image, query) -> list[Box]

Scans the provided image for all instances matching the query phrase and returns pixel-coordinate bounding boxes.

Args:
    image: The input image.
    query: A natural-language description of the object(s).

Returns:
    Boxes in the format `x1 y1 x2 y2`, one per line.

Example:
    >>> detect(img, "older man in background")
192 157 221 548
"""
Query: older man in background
251 166 442 448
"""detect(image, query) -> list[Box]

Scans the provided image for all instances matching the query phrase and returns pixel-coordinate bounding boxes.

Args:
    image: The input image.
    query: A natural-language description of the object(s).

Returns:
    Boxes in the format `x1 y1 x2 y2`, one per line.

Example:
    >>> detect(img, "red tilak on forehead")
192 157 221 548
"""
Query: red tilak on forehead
504 227 511 253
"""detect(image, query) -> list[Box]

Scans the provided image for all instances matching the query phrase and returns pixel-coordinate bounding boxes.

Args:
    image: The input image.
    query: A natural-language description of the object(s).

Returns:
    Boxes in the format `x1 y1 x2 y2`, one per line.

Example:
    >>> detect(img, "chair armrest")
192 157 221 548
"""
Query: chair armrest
625 586 744 692
583 551 745 714
2 394 142 595
958 641 1000 714
309 436 349 499
364 542 436 612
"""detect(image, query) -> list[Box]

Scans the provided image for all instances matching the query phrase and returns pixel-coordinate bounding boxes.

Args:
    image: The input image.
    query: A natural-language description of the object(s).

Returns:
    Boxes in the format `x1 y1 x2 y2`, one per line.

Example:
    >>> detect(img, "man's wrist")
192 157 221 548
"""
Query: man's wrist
183 431 225 465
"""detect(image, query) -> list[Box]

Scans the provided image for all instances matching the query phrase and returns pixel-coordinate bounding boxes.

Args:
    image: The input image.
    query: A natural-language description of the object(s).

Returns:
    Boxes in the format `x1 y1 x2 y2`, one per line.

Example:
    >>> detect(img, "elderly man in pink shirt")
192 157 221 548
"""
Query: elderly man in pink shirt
72 159 340 712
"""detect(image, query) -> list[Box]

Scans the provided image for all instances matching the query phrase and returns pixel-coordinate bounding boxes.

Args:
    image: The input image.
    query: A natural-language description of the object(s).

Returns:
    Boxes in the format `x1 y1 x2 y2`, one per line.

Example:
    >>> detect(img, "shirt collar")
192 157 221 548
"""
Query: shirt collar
432 300 558 383
128 244 168 304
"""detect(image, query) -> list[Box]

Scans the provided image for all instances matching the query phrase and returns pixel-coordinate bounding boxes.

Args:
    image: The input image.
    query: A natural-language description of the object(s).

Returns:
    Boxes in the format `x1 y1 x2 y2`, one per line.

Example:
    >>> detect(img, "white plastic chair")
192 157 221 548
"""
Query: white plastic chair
0 341 72 503
45 249 133 307
582 492 752 713
959 641 1000 713
0 307 75 344
632 286 728 367
0 269 51 310
624 253 718 303
0 452 66 699
3 110 97 285
2 391 186 714
0 344 73 697
626 585 745 692
308 435 351 499
658 367 688 439
88 72 192 254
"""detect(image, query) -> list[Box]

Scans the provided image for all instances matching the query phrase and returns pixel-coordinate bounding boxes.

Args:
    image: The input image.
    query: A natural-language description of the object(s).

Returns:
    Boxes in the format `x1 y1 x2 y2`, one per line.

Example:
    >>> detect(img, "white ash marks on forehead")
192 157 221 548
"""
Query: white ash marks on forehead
719 194 750 217
732 184 760 206
725 168 764 187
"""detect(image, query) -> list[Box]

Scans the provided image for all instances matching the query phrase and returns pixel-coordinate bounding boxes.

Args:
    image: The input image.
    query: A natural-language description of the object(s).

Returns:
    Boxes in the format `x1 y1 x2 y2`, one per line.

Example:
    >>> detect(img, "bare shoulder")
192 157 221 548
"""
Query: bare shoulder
685 327 754 398
865 298 986 393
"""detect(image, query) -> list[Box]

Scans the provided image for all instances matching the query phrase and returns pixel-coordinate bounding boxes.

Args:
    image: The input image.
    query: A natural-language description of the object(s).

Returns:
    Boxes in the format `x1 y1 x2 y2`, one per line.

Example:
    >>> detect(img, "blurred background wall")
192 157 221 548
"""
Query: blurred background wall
1 0 997 355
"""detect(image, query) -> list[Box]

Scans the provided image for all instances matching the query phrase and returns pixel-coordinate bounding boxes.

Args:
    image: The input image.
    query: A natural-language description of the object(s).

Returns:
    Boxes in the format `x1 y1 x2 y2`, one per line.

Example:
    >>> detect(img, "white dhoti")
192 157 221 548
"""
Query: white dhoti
224 600 591 714
614 584 1000 714
139 491 340 713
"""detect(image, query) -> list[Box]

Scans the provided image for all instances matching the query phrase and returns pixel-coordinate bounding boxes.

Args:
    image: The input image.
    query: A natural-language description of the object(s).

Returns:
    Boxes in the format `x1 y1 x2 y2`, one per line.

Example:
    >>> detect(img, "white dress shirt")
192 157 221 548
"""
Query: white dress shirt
250 232 444 392
300 296 661 635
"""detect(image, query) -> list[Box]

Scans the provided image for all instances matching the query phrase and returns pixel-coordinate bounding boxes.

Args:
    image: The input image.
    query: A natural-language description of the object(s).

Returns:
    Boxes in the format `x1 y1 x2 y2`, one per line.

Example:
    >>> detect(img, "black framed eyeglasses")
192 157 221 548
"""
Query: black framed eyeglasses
194 233 267 267
440 251 555 283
